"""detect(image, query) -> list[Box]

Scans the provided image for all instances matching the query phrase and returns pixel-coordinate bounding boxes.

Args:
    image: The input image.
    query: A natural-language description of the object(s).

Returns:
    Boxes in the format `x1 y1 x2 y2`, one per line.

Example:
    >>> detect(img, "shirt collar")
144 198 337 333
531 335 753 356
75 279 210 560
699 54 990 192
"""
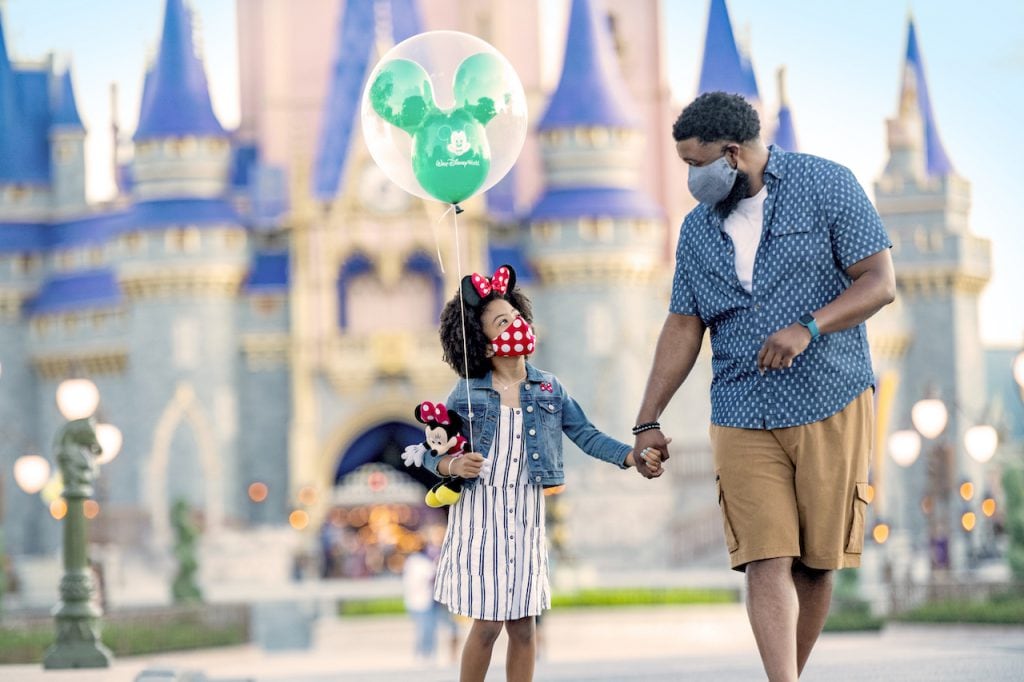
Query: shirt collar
468 361 544 389
764 144 785 181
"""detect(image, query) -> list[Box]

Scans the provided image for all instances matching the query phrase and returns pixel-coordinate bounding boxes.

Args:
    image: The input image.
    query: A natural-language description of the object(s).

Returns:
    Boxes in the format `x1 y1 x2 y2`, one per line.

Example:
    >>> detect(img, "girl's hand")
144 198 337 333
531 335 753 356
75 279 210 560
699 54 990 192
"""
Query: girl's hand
630 435 672 479
451 452 486 478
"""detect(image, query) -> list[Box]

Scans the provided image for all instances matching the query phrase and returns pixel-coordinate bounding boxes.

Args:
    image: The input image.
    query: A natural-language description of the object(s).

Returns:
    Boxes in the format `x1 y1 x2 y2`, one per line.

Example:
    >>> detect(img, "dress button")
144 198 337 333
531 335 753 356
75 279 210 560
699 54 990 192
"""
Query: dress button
529 428 536 436
515 434 521 439
526 406 534 413
512 458 518 462
532 453 539 460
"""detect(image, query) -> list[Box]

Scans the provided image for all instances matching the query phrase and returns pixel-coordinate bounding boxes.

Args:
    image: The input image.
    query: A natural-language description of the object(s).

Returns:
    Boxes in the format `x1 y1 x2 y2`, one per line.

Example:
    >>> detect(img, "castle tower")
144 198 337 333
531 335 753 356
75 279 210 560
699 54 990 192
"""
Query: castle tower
526 0 679 567
49 69 87 212
875 18 991 571
119 0 247 551
771 67 798 152
131 0 230 200
697 0 760 107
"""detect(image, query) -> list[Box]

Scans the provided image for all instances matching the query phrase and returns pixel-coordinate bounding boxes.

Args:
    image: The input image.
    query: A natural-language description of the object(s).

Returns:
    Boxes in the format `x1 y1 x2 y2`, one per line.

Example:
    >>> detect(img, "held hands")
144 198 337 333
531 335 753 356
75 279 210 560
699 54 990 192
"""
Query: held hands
757 323 811 374
629 434 672 479
449 452 486 478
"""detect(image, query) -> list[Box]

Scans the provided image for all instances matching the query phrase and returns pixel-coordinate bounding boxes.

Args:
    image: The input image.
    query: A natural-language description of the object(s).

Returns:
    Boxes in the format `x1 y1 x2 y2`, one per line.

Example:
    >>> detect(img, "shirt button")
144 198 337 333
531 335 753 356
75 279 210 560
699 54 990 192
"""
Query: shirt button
526 406 534 413
512 458 518 462
532 453 539 460
535 476 541 482
515 434 521 439
528 428 536 436
525 384 531 390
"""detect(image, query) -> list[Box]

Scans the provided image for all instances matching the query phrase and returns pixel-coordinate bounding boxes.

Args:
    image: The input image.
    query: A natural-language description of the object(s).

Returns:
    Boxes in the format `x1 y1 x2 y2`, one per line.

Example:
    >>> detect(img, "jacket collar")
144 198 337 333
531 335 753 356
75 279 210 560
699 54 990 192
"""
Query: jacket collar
466 361 545 391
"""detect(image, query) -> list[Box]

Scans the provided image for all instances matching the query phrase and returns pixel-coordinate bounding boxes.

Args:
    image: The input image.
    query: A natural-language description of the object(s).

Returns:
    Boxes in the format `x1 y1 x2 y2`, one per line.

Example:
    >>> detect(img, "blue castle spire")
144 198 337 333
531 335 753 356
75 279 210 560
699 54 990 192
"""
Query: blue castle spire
771 67 798 152
51 69 84 129
134 0 225 140
698 0 759 100
538 0 637 131
0 11 30 182
312 0 423 201
904 18 952 176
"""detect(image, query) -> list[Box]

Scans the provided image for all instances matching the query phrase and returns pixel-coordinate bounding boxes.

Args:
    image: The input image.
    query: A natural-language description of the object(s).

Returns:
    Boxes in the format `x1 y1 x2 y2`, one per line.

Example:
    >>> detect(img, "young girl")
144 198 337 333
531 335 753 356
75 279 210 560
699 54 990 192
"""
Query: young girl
424 265 664 682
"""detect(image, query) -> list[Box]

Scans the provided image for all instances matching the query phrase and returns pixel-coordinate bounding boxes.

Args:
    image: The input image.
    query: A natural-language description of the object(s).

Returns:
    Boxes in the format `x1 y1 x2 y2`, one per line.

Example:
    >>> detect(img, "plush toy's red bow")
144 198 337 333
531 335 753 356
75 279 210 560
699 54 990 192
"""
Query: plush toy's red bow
469 266 511 298
419 401 452 425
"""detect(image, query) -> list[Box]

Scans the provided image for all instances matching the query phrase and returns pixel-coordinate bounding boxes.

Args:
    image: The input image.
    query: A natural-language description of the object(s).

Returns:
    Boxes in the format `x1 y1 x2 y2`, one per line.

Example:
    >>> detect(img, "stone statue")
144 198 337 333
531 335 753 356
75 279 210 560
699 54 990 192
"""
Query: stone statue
44 416 113 669
55 417 102 499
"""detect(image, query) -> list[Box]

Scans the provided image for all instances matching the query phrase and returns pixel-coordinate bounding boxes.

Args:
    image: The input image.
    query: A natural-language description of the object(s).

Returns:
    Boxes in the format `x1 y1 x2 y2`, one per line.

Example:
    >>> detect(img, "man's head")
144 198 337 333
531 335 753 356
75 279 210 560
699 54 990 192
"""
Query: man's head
672 92 763 218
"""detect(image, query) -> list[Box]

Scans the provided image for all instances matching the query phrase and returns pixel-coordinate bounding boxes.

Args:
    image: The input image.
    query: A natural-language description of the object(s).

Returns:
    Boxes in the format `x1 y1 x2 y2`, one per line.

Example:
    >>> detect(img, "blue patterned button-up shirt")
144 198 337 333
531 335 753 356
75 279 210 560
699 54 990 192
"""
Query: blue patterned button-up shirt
670 145 891 429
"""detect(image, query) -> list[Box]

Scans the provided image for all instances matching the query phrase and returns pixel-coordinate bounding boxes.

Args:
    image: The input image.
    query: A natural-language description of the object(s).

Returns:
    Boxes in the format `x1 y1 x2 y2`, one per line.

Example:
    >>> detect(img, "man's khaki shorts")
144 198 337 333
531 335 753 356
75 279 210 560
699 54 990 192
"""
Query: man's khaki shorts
709 389 873 572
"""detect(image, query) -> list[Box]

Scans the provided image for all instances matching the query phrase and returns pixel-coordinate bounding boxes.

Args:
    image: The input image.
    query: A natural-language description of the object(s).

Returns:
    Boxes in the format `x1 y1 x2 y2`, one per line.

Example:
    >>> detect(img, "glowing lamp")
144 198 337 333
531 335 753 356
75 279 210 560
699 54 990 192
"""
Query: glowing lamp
56 379 100 420
911 398 948 439
889 430 922 467
964 425 998 464
14 454 51 494
94 423 123 465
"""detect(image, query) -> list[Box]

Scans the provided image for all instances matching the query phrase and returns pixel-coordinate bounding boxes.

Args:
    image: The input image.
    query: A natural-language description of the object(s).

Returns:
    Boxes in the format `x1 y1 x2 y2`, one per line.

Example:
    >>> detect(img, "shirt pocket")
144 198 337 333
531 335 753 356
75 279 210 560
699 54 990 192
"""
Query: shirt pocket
769 221 829 277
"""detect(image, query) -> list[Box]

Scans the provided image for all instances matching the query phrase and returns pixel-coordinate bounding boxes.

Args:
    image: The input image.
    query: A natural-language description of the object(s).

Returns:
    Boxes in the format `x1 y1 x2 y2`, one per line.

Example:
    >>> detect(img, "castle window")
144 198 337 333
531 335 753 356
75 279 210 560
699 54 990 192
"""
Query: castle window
252 295 281 316
579 218 613 242
14 253 41 275
62 313 79 333
5 185 29 203
122 232 143 254
224 229 246 251
56 250 76 271
532 222 560 243
166 227 201 253
55 141 75 164
89 247 104 267
203 138 229 154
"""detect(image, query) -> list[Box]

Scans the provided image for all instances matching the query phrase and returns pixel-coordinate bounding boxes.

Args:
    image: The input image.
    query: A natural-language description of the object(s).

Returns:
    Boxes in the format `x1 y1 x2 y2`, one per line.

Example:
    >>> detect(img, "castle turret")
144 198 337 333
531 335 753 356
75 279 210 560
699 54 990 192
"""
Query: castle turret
49 69 87 211
132 0 230 200
771 67 798 152
527 0 671 568
876 17 990 572
697 0 759 103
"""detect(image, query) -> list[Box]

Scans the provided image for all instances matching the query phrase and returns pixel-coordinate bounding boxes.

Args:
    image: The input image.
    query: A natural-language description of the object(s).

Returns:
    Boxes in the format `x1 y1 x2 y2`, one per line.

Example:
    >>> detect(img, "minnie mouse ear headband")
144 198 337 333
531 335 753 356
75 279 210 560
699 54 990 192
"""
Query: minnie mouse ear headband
460 264 517 309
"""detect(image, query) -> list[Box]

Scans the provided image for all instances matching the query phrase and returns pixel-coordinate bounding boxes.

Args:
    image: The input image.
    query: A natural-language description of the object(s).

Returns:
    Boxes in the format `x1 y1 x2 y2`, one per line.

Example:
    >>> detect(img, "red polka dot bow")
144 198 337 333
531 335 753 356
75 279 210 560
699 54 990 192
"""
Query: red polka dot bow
540 382 553 392
470 266 511 298
419 401 452 425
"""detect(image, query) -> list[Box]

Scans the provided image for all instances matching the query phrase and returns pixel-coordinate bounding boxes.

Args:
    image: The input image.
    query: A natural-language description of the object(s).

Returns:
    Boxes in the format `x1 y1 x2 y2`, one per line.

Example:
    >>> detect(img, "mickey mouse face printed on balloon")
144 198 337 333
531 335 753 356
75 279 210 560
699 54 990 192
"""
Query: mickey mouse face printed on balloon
361 31 528 206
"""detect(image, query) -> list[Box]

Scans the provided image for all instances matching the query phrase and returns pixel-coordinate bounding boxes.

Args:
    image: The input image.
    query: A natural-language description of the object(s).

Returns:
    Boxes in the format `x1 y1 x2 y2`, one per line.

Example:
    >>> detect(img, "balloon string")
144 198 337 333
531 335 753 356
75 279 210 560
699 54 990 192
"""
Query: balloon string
452 203 474 453
429 204 454 274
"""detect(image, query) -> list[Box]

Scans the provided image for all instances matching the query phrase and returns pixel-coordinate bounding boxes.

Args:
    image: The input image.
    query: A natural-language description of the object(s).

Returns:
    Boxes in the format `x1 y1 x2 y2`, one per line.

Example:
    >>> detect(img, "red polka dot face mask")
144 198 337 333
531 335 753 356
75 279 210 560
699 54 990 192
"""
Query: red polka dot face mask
490 315 536 357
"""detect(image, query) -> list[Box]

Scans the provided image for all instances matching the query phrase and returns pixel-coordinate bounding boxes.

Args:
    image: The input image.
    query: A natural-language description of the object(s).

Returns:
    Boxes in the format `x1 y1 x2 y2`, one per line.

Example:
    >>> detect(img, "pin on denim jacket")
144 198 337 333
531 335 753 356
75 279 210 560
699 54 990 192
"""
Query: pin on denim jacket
423 363 631 487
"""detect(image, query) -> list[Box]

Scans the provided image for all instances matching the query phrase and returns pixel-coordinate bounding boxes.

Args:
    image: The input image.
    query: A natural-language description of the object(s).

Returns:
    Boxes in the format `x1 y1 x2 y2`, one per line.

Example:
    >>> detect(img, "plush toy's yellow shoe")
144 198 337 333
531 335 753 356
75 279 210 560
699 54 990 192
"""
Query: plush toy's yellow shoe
425 485 444 508
435 485 461 506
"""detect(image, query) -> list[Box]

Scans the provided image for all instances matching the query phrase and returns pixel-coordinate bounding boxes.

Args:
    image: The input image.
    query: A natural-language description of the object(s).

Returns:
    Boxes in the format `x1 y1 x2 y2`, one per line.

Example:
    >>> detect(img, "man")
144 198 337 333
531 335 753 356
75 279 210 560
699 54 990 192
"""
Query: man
632 92 895 681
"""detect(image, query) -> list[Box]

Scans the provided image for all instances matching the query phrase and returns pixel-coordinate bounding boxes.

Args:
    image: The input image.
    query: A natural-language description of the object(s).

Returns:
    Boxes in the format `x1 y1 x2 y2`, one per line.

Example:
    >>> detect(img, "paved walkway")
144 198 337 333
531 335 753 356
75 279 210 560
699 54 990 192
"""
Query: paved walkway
4 604 1022 681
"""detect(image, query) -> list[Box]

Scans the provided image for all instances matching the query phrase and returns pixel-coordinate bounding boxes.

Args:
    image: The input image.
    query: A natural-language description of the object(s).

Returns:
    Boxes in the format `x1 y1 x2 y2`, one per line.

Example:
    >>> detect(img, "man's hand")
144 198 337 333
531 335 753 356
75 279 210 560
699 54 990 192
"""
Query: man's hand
450 452 485 478
757 323 811 373
630 432 672 479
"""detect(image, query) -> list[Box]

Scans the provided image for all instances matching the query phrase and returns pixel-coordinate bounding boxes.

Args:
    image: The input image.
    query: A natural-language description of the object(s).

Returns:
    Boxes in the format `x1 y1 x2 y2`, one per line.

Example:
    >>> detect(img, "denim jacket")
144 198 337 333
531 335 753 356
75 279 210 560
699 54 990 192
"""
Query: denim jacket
423 363 631 487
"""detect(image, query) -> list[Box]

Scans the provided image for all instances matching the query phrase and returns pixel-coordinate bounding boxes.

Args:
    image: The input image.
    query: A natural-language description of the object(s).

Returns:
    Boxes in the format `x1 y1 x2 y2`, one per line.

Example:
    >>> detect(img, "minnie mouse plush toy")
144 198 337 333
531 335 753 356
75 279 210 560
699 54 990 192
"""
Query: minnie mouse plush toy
402 401 470 507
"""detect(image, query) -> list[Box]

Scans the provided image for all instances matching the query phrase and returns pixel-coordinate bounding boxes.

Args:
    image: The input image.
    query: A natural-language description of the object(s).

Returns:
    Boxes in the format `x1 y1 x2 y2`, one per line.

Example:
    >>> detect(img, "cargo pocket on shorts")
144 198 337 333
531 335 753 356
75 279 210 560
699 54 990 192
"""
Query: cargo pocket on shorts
715 475 739 553
845 482 871 554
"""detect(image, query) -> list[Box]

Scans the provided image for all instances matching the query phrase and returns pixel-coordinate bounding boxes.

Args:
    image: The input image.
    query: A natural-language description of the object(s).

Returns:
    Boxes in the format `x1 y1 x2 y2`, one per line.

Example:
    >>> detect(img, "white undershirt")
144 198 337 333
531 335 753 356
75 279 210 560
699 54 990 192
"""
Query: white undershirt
722 185 767 293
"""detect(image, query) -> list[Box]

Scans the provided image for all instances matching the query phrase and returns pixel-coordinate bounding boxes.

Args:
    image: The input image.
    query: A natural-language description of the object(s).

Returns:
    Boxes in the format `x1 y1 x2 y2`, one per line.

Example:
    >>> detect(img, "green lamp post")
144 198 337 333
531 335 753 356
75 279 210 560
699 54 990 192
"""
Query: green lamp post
43 379 121 670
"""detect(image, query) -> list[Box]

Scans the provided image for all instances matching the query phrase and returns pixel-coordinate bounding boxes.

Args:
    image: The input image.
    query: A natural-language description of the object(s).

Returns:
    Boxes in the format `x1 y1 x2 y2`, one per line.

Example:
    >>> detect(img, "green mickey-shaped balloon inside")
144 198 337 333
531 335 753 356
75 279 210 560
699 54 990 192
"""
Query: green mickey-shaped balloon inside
369 53 510 204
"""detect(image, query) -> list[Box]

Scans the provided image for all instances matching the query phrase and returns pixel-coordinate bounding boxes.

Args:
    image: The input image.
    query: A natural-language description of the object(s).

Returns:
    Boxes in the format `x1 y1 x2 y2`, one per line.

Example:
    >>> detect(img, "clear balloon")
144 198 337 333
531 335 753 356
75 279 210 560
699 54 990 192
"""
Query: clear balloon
361 31 527 205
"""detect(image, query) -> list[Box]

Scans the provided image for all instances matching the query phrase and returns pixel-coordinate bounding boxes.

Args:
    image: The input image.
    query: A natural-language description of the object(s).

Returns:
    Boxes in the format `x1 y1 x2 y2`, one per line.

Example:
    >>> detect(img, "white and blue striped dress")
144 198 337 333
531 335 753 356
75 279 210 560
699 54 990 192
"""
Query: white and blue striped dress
434 405 551 621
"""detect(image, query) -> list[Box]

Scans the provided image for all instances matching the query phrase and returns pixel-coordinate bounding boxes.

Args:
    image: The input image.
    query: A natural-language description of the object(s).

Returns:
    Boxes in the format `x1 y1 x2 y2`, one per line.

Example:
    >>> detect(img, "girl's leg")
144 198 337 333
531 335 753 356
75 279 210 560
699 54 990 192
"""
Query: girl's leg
460 618 503 682
504 616 536 682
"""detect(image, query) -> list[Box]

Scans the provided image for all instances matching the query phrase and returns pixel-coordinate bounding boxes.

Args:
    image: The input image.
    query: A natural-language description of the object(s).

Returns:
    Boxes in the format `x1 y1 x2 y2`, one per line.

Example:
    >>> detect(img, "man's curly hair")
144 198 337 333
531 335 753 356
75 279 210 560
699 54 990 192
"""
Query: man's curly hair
439 287 533 379
671 91 760 144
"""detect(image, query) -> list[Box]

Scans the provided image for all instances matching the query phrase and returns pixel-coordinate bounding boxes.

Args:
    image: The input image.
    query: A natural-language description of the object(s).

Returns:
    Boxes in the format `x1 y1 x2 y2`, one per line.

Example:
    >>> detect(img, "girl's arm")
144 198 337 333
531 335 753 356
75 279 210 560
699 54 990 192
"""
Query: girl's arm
558 383 632 468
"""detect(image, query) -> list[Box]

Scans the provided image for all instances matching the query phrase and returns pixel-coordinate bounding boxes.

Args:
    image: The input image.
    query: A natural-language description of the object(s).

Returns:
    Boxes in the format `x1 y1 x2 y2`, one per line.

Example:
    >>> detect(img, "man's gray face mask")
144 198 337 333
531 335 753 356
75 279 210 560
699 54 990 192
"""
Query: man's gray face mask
687 155 738 205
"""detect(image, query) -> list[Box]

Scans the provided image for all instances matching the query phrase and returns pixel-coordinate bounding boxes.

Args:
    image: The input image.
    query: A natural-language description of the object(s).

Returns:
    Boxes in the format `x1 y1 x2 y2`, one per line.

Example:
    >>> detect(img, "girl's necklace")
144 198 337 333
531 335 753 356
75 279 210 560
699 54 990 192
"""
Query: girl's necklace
495 373 527 391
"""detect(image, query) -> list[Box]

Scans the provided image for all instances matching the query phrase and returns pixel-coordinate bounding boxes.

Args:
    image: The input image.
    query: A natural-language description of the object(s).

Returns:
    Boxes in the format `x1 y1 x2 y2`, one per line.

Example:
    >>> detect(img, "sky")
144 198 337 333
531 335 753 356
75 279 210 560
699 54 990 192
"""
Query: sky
2 0 1022 346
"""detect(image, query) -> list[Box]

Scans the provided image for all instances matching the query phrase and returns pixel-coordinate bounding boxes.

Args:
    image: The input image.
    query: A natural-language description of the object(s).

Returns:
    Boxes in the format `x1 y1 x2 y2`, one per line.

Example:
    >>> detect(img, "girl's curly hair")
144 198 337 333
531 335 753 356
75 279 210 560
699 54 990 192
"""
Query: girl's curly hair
439 285 533 379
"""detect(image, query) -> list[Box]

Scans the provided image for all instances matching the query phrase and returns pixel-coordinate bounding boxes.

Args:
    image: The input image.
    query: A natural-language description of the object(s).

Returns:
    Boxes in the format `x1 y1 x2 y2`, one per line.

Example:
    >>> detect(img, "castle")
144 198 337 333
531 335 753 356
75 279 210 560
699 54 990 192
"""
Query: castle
0 0 1015 602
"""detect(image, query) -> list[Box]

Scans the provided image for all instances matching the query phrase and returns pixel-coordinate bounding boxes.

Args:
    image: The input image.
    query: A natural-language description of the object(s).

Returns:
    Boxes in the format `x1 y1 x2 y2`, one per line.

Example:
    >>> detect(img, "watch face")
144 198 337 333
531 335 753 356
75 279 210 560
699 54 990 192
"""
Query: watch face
359 163 411 213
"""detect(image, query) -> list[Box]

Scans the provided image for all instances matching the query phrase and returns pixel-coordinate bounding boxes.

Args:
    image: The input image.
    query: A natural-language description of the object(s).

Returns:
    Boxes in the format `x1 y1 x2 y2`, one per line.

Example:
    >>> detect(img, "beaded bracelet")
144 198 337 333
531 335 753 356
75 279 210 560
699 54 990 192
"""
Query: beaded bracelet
631 421 661 435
